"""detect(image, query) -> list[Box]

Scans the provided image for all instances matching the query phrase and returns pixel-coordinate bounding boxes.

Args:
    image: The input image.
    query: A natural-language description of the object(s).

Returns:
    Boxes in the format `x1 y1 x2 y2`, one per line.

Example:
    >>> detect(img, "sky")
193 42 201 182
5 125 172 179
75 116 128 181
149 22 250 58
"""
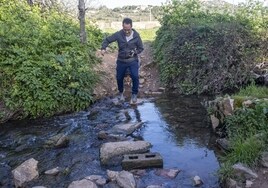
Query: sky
93 0 263 8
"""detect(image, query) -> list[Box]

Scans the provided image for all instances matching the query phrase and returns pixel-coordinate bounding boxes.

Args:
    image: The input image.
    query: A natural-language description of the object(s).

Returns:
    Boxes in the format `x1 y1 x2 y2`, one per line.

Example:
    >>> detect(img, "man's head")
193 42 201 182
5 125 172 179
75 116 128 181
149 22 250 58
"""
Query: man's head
122 18 132 36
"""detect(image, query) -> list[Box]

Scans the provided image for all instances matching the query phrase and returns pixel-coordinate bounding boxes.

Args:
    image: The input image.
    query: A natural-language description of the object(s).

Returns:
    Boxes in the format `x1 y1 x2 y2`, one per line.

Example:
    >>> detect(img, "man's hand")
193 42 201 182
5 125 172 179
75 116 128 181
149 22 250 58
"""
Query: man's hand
101 49 106 56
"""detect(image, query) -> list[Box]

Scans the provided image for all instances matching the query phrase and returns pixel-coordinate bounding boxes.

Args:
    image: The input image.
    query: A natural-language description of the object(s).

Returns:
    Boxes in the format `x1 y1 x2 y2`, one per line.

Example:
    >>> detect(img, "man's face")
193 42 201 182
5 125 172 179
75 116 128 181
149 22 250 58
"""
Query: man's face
123 23 132 36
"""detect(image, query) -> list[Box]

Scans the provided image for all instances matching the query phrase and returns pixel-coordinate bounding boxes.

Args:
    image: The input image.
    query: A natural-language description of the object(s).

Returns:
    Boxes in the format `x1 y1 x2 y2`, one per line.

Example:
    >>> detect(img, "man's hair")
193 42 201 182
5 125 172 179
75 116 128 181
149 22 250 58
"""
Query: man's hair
122 18 132 27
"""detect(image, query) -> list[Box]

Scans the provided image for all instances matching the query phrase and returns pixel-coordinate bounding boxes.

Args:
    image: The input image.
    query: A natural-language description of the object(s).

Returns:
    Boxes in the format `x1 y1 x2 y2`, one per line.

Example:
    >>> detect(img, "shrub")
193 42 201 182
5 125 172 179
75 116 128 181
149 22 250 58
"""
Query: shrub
0 0 102 118
153 0 268 94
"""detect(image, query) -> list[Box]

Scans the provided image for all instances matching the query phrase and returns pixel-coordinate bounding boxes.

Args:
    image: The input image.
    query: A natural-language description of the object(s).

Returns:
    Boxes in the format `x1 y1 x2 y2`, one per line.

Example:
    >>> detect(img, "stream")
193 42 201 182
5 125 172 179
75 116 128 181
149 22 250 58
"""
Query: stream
0 94 221 188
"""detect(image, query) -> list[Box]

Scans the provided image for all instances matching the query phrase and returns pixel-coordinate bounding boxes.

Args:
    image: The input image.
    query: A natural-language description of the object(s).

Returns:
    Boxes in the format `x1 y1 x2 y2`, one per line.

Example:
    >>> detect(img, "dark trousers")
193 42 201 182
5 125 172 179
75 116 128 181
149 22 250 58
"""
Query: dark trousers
116 60 139 95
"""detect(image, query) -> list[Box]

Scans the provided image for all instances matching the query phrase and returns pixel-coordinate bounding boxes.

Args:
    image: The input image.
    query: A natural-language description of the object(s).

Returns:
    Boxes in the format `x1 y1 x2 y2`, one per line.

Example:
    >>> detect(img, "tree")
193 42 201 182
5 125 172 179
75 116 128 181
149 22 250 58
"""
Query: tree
78 0 86 43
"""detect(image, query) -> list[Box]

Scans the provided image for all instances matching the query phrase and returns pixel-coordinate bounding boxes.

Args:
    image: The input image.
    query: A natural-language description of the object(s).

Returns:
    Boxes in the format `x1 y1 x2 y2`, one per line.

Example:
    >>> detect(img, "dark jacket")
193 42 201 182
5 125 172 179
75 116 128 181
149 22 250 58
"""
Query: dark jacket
101 29 144 62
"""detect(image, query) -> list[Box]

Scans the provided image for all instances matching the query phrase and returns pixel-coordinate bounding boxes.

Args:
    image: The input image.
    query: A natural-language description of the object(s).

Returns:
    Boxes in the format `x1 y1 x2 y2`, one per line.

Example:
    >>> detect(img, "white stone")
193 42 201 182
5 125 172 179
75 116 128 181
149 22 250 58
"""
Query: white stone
12 158 39 188
44 167 60 175
68 179 97 188
116 171 136 188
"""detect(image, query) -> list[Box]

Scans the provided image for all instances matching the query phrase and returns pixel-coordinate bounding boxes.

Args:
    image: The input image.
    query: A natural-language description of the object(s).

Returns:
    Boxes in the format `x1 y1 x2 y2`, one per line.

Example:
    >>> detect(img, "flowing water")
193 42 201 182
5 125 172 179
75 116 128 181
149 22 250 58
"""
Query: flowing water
0 94 221 188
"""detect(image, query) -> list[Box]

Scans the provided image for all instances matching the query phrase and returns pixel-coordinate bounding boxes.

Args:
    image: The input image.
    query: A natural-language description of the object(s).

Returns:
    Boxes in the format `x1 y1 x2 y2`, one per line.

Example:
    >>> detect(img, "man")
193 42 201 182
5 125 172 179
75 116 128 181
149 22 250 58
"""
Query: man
101 18 144 104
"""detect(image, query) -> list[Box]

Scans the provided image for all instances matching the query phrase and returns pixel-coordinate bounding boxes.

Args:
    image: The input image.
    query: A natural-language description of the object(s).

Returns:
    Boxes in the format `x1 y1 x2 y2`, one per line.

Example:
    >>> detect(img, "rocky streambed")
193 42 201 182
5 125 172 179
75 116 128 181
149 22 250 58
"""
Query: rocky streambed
0 94 221 188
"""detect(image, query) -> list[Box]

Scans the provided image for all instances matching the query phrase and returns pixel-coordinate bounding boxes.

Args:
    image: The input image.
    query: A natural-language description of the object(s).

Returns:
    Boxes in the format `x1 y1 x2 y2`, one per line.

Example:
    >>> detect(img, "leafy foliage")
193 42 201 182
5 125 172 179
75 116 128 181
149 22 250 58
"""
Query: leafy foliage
219 100 268 179
153 0 268 94
0 0 102 118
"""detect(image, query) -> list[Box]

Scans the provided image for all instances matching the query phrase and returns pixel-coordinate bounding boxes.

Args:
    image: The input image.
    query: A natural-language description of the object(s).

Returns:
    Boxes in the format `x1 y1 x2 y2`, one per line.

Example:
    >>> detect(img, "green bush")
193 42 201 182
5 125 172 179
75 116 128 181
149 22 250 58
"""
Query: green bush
0 0 102 118
226 101 268 138
219 100 268 179
153 0 268 94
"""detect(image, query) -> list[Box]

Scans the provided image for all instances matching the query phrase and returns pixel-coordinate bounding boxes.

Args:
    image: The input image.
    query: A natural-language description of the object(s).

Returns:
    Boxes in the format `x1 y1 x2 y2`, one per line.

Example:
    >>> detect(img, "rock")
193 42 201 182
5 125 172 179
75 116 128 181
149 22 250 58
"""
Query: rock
98 131 109 140
151 91 162 95
261 152 268 168
193 175 203 186
225 178 239 188
12 158 39 188
85 175 107 186
232 163 258 179
147 186 162 188
154 168 180 179
109 122 143 135
32 186 47 188
44 167 60 175
210 115 220 131
216 138 230 151
222 97 234 116
242 100 254 108
45 133 69 148
129 169 146 177
68 179 97 188
158 87 165 92
139 78 145 84
245 180 253 188
107 170 119 181
264 73 268 86
100 141 151 165
116 171 136 188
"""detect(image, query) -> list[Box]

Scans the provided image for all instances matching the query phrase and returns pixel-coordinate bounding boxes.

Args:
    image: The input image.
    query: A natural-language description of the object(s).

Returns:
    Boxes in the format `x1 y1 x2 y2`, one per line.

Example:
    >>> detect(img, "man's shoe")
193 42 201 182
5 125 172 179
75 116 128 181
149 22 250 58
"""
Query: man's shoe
131 94 137 104
118 92 125 102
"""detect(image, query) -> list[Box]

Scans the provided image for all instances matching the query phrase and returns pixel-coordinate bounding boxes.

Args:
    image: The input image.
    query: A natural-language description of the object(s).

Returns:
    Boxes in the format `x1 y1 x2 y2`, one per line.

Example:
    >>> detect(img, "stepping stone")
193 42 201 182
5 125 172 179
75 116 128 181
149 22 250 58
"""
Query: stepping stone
122 152 163 170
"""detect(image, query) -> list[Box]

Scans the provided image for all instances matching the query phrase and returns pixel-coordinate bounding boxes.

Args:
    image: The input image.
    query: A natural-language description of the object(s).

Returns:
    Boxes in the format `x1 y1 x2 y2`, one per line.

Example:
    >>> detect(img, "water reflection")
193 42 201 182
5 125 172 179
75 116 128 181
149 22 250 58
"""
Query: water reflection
133 94 220 187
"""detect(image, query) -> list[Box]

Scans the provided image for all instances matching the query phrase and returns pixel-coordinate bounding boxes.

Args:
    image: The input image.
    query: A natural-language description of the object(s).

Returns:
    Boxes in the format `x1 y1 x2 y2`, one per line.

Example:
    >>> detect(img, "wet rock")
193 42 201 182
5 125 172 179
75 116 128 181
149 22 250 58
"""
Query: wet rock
87 109 100 120
147 185 162 188
100 141 151 165
232 163 258 179
98 131 109 140
109 122 143 135
103 182 121 188
97 131 127 141
12 158 39 188
216 138 230 151
116 170 136 188
193 175 203 186
85 175 107 186
44 167 60 175
44 133 69 148
107 170 119 181
68 179 97 188
260 152 268 168
154 168 180 179
129 169 146 177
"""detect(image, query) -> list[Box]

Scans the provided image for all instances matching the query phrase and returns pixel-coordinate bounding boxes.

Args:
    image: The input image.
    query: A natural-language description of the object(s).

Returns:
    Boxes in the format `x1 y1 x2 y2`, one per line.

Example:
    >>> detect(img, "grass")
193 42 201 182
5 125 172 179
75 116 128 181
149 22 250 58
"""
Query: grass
102 28 159 42
232 83 268 99
218 83 268 182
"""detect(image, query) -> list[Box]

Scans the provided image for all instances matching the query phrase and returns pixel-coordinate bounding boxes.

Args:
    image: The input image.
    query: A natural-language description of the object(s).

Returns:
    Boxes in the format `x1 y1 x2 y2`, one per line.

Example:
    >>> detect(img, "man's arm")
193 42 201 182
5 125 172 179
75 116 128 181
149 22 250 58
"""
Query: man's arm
101 32 118 55
136 35 144 55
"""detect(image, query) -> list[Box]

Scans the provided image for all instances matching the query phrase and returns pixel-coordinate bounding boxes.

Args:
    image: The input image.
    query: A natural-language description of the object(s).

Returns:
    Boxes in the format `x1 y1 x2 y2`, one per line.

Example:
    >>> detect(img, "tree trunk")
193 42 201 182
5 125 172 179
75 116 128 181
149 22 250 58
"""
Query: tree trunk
78 0 86 44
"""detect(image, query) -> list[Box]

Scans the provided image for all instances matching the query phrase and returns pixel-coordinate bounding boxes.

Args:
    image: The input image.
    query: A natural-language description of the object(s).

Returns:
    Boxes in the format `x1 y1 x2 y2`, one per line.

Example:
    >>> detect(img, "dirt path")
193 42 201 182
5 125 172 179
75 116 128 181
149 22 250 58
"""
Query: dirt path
93 42 162 100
